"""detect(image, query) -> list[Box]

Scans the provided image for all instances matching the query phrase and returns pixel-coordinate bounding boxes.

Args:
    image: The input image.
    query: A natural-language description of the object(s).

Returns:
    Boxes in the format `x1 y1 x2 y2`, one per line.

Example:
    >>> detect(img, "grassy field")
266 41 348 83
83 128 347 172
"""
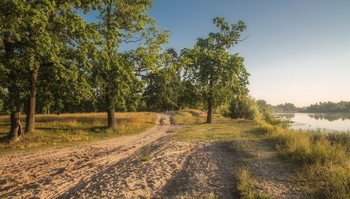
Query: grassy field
0 112 157 153
171 109 258 142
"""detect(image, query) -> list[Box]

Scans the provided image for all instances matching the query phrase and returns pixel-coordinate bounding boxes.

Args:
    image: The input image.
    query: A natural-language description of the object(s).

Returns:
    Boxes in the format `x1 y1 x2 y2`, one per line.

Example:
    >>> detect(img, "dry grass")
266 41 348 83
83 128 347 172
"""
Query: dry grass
0 112 157 153
262 123 350 198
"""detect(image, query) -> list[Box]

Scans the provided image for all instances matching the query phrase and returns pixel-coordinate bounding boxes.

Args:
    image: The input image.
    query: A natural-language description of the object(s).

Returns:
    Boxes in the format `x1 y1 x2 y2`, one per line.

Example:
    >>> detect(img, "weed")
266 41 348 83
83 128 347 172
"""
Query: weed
139 154 151 162
234 167 271 199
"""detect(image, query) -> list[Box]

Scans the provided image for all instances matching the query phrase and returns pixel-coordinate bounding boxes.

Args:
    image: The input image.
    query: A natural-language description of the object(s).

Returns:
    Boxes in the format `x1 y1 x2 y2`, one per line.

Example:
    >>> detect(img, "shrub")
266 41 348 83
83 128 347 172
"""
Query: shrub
228 95 262 120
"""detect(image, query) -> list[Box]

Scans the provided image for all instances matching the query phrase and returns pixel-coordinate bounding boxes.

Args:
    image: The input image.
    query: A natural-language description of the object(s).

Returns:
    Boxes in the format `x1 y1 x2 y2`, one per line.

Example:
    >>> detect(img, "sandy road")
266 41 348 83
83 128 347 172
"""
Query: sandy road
0 113 175 198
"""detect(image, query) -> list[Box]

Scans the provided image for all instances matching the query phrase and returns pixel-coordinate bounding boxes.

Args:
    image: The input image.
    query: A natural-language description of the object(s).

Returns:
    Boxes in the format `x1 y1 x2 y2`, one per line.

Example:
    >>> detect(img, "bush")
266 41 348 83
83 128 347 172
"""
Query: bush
228 95 262 120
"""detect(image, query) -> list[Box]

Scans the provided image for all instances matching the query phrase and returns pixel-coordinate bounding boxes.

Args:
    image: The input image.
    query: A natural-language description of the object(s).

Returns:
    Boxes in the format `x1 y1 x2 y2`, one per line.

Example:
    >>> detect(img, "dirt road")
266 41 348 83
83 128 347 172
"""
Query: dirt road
0 113 306 198
0 113 238 198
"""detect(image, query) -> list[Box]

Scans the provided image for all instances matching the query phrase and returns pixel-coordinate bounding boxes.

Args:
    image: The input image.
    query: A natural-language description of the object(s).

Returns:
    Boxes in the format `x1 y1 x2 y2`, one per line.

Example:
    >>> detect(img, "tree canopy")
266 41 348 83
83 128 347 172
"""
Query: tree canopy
182 17 249 123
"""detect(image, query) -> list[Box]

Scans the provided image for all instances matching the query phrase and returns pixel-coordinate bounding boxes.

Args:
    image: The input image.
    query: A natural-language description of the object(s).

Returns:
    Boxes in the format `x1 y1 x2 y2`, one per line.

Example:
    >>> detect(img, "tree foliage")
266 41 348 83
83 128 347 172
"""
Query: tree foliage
0 0 99 140
182 17 249 123
0 1 253 142
91 0 169 129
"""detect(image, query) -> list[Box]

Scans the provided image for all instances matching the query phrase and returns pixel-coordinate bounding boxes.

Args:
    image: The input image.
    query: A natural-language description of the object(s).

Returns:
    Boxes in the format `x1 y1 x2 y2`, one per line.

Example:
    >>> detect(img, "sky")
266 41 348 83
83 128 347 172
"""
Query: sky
148 0 350 107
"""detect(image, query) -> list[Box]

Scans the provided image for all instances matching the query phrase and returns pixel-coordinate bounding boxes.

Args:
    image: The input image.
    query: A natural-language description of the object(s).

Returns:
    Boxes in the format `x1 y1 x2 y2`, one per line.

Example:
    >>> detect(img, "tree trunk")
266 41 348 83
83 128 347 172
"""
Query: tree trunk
4 33 23 142
106 87 116 129
107 108 116 129
25 68 38 133
207 100 213 123
207 75 214 123
9 111 23 142
8 71 23 141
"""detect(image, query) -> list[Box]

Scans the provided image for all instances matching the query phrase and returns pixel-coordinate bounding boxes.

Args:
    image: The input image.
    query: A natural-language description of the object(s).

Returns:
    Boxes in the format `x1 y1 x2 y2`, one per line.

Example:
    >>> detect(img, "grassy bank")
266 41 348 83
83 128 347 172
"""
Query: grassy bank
262 123 350 198
0 112 157 154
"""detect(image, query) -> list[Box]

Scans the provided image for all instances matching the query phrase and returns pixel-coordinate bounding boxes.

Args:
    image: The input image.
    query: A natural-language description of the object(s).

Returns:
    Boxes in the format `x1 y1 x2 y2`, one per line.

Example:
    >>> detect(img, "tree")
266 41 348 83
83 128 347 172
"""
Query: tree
142 48 181 112
182 17 249 123
93 0 168 129
143 68 180 112
0 0 96 141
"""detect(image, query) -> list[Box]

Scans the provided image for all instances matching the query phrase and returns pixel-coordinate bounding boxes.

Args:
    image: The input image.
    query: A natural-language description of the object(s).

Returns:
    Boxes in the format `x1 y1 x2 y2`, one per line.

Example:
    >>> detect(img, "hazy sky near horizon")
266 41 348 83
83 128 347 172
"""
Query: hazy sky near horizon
148 0 350 107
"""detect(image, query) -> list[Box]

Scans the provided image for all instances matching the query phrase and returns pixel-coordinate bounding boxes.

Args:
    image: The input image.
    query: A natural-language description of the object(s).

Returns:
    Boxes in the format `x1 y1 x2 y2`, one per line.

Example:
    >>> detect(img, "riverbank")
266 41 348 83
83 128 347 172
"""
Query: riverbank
262 122 350 198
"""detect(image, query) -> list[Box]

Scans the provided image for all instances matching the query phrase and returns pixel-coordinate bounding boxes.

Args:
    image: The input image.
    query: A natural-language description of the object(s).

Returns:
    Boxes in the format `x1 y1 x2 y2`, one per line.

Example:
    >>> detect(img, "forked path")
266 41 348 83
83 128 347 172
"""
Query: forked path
0 113 174 198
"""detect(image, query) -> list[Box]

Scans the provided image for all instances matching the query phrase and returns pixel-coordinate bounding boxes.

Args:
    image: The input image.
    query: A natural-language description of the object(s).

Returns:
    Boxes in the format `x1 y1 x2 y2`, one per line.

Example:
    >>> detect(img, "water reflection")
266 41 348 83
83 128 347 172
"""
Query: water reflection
308 114 350 122
274 113 350 132
274 113 295 120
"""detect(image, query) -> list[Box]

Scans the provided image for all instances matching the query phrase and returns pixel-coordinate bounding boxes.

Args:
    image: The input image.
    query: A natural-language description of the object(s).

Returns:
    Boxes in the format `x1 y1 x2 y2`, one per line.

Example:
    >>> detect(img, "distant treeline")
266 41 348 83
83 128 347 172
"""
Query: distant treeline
257 101 300 113
271 103 299 112
259 101 350 113
305 101 350 113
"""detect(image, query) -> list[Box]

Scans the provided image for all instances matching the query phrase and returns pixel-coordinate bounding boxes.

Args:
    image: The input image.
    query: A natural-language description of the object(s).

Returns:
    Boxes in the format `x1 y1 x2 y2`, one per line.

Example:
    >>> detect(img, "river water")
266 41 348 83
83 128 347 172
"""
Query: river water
274 113 350 132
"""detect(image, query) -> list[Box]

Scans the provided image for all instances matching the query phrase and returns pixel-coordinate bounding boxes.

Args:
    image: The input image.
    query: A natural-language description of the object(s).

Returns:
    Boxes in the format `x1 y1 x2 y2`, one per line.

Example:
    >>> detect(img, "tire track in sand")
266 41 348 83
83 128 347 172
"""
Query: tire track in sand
0 113 173 198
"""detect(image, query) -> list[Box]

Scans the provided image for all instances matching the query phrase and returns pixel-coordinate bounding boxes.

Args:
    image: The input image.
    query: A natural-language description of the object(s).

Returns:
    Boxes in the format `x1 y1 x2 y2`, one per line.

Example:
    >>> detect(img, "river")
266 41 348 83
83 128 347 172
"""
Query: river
274 113 350 132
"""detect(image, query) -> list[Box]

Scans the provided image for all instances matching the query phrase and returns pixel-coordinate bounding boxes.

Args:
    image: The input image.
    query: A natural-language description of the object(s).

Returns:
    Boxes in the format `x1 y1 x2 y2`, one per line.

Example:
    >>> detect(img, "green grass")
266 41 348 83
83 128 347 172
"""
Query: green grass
262 122 350 198
0 112 157 154
234 167 272 199
172 109 258 142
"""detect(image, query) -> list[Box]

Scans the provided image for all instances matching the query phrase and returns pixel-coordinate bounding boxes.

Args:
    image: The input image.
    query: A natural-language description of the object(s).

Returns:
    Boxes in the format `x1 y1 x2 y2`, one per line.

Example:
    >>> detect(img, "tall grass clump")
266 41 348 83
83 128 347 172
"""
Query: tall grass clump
263 123 350 198
234 167 271 199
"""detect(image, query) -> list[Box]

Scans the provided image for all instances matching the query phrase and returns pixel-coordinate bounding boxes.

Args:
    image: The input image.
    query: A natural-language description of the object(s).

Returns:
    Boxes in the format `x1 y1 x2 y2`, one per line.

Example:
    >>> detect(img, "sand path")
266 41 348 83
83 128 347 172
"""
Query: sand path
0 114 176 198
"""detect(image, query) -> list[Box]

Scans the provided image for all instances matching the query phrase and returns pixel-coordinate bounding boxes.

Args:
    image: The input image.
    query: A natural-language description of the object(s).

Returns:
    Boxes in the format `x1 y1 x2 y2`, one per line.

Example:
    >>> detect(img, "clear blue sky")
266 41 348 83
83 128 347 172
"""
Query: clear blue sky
148 0 350 107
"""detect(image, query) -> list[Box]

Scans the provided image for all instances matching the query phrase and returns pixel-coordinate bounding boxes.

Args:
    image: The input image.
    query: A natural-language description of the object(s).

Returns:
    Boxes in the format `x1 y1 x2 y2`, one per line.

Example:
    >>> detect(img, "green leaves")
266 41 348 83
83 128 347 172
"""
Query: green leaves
182 17 250 116
92 0 169 114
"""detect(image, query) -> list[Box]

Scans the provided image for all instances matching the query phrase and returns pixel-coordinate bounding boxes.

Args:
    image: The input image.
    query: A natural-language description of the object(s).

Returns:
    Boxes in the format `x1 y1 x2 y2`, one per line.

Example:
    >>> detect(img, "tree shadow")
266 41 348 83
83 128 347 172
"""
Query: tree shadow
55 139 164 198
160 142 239 198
